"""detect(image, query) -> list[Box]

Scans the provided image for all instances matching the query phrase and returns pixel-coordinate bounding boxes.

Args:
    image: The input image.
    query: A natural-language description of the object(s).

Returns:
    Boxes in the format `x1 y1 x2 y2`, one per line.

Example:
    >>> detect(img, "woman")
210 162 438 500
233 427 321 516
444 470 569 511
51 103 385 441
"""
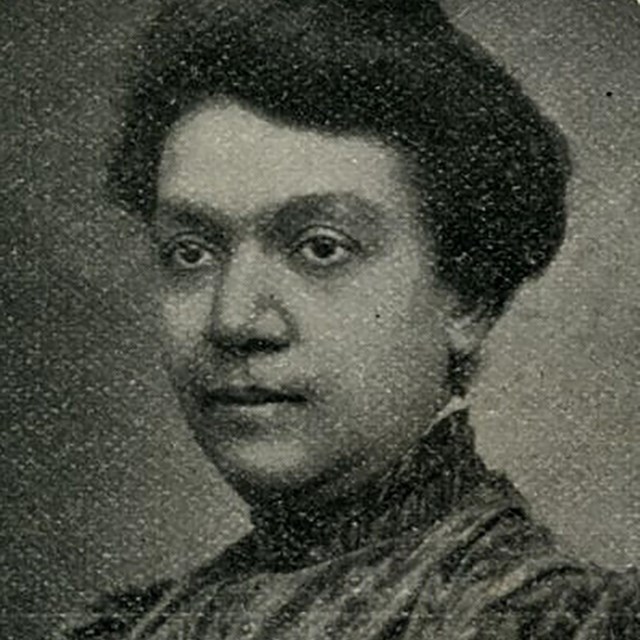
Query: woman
62 0 638 638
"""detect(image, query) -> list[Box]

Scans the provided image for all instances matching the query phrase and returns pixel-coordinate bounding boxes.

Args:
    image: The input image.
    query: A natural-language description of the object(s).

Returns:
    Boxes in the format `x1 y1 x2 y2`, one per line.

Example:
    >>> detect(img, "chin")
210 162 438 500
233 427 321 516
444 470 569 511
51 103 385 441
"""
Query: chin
206 438 326 499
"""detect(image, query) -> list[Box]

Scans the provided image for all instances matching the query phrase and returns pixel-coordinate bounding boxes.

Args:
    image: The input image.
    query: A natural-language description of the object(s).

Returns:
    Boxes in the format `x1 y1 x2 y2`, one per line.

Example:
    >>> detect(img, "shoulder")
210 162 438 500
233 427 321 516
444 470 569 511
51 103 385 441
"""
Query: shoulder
54 580 174 640
454 564 640 640
406 475 640 639
54 536 258 640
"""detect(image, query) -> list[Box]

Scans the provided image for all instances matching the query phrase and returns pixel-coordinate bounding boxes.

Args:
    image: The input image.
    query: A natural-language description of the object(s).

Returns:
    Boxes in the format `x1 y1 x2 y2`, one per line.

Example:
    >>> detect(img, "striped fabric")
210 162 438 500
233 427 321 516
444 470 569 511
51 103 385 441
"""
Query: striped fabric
61 412 639 639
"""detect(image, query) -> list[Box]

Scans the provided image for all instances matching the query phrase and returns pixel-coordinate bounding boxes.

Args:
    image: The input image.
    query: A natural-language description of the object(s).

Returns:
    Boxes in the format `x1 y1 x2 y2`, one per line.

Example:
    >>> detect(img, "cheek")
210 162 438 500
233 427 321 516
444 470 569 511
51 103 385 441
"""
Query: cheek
159 286 214 366
295 266 451 415
303 256 449 365
343 310 449 405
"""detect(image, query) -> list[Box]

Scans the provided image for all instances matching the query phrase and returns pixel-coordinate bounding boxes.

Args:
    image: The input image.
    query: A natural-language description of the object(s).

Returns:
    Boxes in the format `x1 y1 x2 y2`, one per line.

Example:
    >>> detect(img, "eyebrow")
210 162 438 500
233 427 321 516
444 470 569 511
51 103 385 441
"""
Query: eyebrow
154 202 228 238
268 193 387 235
153 192 390 246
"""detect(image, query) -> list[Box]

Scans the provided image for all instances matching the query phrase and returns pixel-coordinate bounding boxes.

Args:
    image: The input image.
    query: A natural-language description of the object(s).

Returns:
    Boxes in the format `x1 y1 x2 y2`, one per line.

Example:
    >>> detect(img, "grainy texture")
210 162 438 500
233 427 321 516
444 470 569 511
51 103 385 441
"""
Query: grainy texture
1 1 639 639
55 414 640 640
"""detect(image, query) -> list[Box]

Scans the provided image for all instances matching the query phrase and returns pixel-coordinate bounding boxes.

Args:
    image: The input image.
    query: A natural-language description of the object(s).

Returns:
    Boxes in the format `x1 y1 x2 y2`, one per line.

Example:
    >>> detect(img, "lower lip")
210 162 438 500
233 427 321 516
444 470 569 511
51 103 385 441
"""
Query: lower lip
204 400 304 419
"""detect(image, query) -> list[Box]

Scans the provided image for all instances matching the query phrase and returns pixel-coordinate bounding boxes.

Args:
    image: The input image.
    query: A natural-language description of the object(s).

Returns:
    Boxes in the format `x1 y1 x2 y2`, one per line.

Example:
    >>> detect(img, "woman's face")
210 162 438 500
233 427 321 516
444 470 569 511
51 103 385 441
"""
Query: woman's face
154 100 461 502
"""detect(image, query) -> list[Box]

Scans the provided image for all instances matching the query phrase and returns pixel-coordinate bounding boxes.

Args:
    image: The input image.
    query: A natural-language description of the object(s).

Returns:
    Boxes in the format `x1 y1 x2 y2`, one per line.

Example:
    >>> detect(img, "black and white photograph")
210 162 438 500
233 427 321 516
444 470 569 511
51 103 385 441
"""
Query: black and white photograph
2 1 639 638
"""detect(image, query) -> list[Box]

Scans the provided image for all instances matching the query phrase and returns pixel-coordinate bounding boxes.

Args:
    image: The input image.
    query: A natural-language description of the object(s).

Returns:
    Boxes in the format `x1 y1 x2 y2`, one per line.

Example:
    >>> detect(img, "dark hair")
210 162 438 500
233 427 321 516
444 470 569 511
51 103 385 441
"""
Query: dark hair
109 0 570 317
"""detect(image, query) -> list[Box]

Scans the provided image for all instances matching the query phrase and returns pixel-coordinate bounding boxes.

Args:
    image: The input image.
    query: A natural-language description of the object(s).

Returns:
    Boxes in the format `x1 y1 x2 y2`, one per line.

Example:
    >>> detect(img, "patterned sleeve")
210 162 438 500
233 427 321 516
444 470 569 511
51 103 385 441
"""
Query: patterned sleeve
468 565 640 639
404 505 640 639
51 581 172 640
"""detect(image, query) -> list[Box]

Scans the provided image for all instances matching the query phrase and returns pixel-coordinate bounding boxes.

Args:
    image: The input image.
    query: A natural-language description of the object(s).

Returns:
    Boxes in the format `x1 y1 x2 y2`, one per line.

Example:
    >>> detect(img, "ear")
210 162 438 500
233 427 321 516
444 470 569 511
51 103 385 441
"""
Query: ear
444 306 494 358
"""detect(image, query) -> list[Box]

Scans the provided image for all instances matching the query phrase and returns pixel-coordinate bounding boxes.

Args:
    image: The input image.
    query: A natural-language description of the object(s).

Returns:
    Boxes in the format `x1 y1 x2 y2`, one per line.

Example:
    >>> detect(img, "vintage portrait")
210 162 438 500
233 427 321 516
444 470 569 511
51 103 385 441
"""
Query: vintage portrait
2 0 639 639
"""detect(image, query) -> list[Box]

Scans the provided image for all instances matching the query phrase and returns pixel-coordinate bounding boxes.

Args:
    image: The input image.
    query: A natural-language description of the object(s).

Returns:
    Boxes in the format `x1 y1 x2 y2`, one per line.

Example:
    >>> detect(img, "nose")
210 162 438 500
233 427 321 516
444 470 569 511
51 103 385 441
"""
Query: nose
210 241 293 356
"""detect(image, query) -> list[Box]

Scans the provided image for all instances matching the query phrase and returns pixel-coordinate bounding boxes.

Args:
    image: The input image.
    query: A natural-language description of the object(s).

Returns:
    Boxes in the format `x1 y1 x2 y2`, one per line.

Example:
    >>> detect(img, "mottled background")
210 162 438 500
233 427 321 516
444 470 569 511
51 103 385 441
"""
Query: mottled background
1 1 639 638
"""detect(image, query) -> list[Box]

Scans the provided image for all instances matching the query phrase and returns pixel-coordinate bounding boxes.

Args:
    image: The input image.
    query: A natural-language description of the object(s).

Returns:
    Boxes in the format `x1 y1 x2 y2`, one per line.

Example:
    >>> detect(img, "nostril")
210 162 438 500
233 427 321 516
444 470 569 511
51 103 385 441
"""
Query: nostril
211 293 293 356
243 337 288 354
217 335 289 358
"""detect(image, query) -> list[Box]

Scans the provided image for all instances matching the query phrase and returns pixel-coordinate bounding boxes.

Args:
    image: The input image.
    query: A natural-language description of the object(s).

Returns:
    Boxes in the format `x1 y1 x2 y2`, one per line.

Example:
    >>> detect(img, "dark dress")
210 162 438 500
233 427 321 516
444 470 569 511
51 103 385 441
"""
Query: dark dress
60 412 639 639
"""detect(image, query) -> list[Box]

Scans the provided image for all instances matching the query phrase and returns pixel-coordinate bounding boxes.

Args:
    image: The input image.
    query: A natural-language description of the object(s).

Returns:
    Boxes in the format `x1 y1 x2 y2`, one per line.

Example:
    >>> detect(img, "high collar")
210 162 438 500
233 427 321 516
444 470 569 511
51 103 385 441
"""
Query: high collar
247 410 487 570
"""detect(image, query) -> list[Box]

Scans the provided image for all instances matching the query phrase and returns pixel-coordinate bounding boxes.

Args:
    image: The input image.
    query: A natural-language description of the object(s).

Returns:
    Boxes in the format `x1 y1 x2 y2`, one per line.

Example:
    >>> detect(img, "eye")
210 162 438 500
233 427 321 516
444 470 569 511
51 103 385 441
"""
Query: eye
161 239 216 271
292 227 358 269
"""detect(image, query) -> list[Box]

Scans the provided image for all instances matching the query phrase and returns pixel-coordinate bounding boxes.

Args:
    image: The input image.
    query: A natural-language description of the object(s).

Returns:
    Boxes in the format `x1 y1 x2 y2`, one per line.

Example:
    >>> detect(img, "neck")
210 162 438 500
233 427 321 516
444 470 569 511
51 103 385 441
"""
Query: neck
247 410 485 568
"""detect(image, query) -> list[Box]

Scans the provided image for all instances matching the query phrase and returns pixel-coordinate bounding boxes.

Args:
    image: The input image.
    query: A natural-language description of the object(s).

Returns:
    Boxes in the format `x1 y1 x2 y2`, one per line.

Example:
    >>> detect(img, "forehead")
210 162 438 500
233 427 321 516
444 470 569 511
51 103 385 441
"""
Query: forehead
157 100 417 221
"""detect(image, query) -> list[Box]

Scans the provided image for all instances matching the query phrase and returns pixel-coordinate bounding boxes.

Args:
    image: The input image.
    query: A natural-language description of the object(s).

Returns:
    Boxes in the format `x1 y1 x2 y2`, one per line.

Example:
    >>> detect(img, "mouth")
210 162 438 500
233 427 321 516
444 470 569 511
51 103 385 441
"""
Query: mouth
202 386 308 407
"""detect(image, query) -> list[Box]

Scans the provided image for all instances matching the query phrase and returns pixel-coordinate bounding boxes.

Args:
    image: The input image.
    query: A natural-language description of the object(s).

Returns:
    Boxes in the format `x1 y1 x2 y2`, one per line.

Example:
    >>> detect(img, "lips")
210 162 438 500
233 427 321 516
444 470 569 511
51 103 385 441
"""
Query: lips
201 386 308 407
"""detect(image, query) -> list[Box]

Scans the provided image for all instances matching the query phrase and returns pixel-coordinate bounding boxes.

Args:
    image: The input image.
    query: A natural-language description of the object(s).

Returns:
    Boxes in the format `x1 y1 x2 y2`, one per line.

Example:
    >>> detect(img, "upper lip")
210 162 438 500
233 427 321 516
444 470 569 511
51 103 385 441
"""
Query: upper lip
202 385 308 406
